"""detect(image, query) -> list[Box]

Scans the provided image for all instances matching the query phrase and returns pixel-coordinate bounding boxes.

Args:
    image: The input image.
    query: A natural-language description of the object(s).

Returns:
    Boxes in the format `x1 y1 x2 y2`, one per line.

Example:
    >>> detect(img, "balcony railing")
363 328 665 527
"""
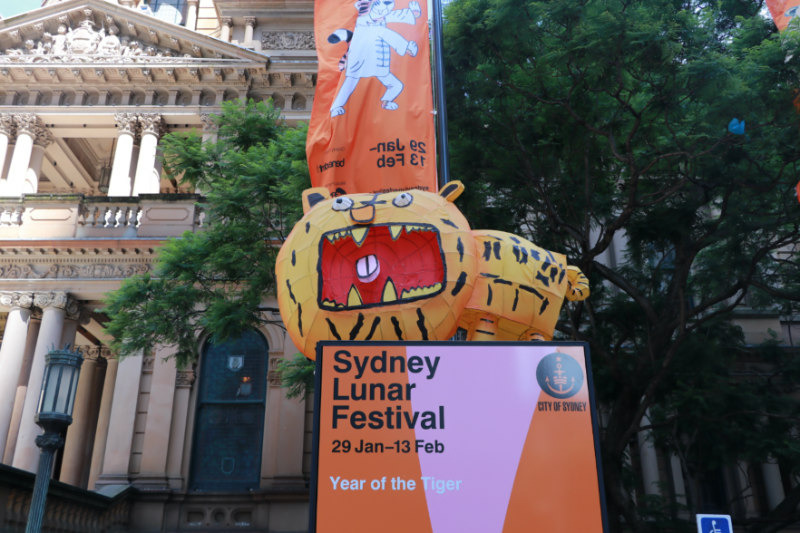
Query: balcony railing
0 194 204 240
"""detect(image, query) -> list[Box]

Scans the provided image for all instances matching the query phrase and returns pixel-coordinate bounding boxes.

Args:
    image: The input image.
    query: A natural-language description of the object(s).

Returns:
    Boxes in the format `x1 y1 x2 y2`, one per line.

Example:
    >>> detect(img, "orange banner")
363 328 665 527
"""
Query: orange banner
307 0 437 195
766 0 800 30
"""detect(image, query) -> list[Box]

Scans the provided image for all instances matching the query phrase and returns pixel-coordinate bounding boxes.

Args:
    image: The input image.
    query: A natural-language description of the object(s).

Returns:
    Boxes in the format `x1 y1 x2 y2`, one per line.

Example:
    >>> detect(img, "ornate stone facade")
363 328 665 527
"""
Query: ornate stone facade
0 1 313 532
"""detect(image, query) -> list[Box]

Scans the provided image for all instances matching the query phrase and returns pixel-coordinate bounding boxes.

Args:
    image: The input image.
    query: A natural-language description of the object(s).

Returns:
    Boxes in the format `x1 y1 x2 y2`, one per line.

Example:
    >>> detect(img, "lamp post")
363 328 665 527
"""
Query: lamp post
25 348 83 533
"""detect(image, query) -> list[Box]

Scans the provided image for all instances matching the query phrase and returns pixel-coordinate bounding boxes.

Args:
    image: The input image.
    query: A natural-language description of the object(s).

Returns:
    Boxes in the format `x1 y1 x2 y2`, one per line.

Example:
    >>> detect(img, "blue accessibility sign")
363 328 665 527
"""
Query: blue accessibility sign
696 514 733 533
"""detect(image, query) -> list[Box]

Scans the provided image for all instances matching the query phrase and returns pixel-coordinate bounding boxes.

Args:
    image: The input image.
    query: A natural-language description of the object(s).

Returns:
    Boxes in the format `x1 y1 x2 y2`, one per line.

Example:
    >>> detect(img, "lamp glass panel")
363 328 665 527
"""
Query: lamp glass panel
40 366 60 414
54 366 76 415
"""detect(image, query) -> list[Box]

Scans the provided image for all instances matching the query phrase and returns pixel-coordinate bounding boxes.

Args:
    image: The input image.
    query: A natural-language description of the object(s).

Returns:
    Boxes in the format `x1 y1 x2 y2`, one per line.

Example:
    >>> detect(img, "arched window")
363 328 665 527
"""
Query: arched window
189 329 268 491
151 0 187 25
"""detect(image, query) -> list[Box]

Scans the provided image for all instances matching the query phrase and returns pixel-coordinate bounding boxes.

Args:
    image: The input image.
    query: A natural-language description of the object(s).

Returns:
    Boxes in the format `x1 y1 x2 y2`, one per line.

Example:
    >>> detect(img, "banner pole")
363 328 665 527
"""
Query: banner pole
431 0 450 187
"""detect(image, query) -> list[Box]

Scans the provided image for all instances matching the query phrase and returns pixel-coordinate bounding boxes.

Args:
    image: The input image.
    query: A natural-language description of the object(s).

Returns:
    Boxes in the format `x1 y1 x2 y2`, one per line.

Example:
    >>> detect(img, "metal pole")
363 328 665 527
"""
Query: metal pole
431 0 450 187
25 433 63 533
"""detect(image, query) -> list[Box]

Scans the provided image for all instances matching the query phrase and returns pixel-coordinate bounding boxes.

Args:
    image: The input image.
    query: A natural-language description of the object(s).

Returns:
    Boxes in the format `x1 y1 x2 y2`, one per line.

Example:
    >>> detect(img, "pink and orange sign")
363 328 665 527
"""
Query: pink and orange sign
310 342 608 532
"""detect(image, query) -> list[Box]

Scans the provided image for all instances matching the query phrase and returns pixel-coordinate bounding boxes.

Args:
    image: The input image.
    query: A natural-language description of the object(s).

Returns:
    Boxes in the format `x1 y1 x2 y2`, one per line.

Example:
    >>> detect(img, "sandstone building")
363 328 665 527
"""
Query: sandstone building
0 0 315 530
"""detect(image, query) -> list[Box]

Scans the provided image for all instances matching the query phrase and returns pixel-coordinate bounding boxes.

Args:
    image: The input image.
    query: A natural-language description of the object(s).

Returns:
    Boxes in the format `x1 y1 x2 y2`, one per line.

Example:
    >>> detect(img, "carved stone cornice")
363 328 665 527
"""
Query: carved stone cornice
221 17 233 28
244 17 257 28
0 291 34 310
261 32 315 50
176 369 196 389
34 291 73 311
138 113 164 137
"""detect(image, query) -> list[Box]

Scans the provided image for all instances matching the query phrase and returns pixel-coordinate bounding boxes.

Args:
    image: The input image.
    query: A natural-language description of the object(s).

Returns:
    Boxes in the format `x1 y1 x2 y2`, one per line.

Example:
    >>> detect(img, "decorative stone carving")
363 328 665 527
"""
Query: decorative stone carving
33 127 55 148
34 291 72 311
0 292 34 309
138 114 164 136
0 262 152 280
14 113 42 137
261 31 315 50
66 11 102 55
176 369 196 389
115 112 139 136
0 114 16 137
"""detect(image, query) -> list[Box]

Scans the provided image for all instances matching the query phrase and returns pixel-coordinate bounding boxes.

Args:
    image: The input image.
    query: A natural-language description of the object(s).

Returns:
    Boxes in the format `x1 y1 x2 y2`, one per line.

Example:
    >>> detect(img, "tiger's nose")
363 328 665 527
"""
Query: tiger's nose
350 204 375 224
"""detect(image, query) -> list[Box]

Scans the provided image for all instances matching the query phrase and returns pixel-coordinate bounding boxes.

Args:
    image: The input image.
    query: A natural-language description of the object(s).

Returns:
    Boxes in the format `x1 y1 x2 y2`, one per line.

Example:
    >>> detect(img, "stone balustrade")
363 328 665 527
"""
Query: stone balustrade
0 193 203 240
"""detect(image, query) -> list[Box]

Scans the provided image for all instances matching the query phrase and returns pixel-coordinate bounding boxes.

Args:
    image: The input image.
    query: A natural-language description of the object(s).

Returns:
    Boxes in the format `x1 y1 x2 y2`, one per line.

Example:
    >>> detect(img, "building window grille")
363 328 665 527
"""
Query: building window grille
189 329 268 491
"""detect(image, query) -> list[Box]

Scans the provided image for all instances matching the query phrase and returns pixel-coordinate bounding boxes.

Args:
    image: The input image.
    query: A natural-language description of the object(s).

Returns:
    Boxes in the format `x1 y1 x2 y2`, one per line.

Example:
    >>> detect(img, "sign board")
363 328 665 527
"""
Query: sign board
309 341 608 532
697 514 733 533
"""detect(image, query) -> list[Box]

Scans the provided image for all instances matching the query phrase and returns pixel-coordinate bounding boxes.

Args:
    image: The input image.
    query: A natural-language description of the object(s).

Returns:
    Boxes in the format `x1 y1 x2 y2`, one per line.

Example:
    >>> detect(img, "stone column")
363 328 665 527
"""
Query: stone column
0 114 16 183
95 352 143 487
60 345 100 486
166 368 195 488
185 0 199 31
12 292 74 472
136 349 176 488
220 17 233 42
132 114 163 196
87 354 118 490
0 292 34 461
24 128 54 194
4 114 40 197
762 458 786 510
3 315 39 464
637 411 661 496
244 17 256 45
107 113 139 197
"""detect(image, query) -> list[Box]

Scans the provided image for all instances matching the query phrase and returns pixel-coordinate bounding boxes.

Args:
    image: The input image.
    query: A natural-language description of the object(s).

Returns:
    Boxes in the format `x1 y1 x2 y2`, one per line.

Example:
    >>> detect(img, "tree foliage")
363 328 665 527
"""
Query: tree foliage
443 0 800 531
103 100 310 367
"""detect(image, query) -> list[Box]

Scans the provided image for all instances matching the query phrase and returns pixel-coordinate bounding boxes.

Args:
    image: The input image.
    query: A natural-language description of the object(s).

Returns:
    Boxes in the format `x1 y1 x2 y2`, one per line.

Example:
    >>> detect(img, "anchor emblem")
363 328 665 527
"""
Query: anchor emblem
536 352 584 399
544 357 576 395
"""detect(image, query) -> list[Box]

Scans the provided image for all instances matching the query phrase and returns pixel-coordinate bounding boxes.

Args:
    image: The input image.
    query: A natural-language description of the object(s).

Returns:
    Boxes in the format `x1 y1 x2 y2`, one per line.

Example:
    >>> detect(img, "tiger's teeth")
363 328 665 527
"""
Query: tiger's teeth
382 278 398 302
350 227 368 246
347 285 363 307
400 282 442 299
390 225 402 240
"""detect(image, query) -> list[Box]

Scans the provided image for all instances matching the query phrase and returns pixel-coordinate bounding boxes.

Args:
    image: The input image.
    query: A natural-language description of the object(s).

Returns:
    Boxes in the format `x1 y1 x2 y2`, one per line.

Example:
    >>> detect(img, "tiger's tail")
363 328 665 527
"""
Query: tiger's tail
565 266 590 302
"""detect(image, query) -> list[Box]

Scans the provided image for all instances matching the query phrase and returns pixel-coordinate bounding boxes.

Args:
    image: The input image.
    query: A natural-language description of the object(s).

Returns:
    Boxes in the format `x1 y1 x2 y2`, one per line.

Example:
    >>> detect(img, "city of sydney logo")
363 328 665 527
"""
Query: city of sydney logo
535 353 584 399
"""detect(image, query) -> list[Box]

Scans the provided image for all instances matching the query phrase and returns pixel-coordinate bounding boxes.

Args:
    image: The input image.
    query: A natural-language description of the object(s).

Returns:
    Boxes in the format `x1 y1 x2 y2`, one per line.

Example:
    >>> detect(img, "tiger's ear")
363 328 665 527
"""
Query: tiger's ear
302 187 330 214
439 180 464 203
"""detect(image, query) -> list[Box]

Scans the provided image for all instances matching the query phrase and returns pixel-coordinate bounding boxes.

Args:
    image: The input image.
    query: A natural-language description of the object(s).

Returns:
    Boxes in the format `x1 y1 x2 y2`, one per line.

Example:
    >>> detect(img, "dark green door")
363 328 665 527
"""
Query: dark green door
189 330 268 491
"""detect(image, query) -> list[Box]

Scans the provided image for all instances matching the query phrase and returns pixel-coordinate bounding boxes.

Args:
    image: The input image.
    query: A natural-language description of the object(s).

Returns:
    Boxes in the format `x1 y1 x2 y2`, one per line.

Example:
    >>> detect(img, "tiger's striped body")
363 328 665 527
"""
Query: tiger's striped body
276 182 589 359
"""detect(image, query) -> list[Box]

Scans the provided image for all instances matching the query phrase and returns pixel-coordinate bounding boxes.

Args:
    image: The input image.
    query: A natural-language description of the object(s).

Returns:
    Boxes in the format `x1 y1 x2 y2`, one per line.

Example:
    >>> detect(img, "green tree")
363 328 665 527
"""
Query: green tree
443 0 800 531
103 100 310 367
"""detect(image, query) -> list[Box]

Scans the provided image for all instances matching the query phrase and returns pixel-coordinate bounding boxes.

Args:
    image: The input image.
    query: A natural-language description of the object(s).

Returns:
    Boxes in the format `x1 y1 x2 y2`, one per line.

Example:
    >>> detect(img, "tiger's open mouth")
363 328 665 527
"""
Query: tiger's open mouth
318 223 445 310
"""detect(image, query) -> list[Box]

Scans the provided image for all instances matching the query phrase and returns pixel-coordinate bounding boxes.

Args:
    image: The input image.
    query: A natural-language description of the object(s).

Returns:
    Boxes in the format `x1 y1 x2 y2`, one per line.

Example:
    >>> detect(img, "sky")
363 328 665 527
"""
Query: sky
0 0 45 19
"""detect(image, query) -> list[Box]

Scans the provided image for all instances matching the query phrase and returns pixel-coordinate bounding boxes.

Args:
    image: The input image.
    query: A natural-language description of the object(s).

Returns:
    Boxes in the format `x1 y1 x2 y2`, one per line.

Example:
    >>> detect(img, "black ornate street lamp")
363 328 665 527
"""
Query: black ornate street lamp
25 348 83 533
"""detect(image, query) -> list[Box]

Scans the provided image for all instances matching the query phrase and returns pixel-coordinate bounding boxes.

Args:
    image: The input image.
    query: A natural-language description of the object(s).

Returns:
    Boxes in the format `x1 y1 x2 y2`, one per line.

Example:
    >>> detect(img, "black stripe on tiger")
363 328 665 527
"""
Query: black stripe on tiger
457 237 464 262
286 280 297 304
482 241 492 261
365 317 381 340
440 218 458 229
486 285 493 306
349 313 365 340
416 308 429 340
391 316 404 340
297 303 303 336
512 288 520 311
540 298 550 314
493 241 502 260
493 278 512 286
325 318 341 340
476 329 496 336
520 284 544 299
536 271 550 286
558 269 566 284
305 222 310 233
291 250 296 266
451 271 467 296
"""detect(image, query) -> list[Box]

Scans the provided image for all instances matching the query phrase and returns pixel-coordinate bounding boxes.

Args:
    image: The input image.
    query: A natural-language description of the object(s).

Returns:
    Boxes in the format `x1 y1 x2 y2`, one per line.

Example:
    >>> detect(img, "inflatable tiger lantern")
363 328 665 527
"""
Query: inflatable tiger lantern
275 181 589 359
